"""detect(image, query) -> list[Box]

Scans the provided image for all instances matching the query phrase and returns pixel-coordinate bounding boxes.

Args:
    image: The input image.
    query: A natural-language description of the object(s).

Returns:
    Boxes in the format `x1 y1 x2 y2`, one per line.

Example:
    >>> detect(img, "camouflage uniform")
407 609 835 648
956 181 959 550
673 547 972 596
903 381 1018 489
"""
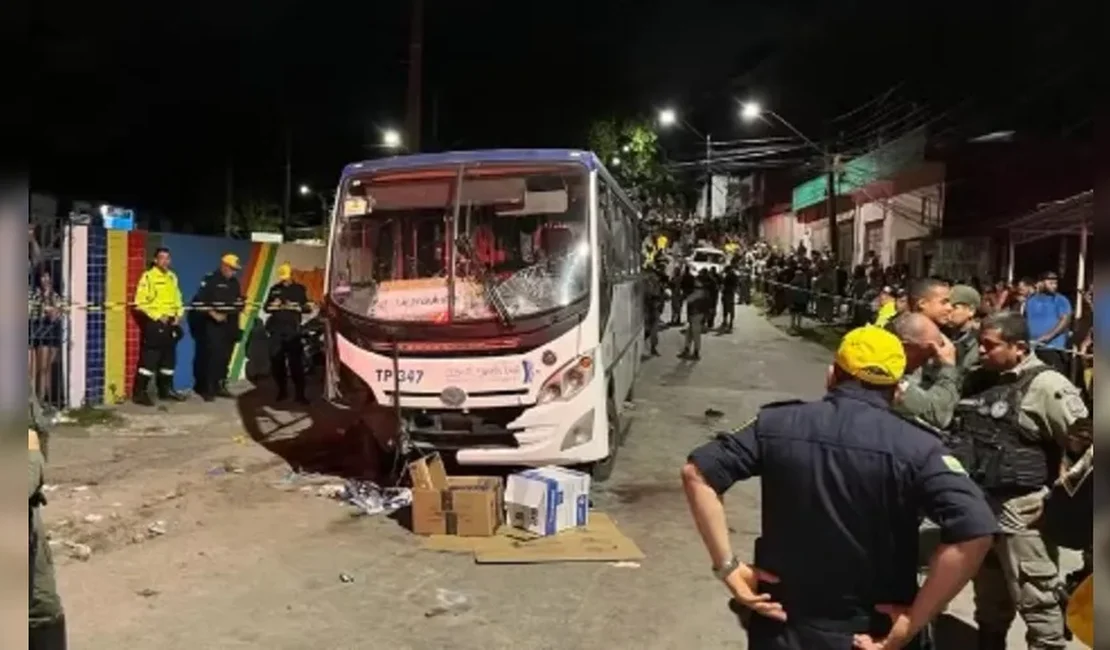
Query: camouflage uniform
30 390 66 649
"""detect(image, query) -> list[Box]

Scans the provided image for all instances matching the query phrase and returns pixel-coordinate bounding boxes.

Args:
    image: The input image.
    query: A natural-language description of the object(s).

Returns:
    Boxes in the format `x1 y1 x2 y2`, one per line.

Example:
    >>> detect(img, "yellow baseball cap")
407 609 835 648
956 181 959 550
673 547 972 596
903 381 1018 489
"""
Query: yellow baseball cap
221 254 241 270
835 326 906 386
277 263 292 280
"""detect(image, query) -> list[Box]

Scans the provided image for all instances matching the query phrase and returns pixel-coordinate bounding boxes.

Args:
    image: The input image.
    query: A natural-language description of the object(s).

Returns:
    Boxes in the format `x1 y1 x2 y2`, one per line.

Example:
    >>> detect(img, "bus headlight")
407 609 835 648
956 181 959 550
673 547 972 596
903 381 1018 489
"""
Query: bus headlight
538 351 596 405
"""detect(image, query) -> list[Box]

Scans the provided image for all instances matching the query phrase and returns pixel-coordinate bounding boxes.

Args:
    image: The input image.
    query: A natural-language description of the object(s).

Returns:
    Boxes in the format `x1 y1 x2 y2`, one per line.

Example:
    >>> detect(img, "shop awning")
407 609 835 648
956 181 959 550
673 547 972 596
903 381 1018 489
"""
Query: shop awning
999 190 1092 246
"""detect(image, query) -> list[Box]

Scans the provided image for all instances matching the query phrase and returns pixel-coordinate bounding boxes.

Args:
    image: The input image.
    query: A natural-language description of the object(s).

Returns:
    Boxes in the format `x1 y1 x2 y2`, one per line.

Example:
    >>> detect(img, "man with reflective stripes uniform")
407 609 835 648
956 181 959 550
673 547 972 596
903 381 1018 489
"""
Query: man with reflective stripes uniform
132 247 186 405
947 311 1088 650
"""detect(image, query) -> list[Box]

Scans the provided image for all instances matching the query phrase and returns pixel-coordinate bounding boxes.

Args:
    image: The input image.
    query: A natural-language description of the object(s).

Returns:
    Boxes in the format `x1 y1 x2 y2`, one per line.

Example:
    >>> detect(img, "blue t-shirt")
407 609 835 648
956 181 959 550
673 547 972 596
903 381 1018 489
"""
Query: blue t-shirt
1025 292 1072 349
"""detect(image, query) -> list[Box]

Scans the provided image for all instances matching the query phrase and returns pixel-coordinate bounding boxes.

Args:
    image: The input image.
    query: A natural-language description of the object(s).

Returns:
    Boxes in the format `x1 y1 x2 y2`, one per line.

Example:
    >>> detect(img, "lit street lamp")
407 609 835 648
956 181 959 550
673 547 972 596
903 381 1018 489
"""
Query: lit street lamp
610 156 621 167
382 128 403 149
657 107 713 219
297 183 331 221
740 99 840 260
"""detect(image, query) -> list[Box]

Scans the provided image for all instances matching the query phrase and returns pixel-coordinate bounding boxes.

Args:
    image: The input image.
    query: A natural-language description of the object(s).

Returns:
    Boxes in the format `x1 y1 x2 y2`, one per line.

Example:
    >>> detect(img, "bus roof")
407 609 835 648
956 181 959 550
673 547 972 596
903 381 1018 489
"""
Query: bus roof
341 149 602 178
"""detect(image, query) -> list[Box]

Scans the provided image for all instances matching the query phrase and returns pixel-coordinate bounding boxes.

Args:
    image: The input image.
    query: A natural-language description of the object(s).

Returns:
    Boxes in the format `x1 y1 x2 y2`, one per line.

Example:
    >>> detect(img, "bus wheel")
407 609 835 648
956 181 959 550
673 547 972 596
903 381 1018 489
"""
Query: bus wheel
590 397 620 482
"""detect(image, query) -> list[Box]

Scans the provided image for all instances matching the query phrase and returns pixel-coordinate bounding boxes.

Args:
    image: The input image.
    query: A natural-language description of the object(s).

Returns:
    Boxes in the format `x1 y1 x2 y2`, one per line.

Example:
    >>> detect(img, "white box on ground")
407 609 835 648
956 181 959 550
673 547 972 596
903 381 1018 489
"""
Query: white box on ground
504 466 591 536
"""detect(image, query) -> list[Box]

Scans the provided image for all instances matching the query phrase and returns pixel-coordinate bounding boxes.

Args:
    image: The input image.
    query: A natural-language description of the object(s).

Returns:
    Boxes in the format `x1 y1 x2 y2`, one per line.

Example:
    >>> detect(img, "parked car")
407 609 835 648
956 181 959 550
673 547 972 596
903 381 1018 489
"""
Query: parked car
686 247 727 275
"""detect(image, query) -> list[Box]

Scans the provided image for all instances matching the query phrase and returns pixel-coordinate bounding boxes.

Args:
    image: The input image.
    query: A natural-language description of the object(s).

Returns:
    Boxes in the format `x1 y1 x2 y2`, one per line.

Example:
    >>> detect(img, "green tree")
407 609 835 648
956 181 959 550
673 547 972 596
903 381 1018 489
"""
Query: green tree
586 117 681 216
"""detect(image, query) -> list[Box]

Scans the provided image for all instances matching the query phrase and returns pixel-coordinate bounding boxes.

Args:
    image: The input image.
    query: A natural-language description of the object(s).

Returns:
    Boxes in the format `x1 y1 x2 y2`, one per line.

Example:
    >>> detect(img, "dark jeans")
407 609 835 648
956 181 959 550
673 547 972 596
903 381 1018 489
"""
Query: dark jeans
270 334 306 397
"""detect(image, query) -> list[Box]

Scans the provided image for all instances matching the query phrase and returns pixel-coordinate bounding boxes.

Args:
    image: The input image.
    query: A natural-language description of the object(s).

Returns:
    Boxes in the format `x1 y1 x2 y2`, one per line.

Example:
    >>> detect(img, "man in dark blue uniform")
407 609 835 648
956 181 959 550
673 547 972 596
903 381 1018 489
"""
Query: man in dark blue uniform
682 326 998 650
192 253 244 401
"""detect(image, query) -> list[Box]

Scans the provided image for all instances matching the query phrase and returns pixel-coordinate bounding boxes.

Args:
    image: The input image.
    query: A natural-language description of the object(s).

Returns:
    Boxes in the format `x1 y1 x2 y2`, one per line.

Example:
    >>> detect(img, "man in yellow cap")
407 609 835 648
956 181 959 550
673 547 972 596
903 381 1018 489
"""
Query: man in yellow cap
191 253 244 400
682 326 997 650
263 262 312 403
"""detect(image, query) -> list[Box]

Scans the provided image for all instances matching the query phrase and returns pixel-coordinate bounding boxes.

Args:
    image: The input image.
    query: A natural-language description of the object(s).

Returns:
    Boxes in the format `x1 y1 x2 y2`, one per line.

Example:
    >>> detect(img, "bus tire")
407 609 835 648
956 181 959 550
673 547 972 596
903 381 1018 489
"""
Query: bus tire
589 397 620 482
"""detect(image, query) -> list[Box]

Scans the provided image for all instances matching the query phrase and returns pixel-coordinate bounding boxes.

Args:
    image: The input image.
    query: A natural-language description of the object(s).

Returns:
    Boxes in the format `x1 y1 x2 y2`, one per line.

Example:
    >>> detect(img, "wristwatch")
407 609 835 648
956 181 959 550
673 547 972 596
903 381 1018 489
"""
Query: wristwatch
713 556 741 581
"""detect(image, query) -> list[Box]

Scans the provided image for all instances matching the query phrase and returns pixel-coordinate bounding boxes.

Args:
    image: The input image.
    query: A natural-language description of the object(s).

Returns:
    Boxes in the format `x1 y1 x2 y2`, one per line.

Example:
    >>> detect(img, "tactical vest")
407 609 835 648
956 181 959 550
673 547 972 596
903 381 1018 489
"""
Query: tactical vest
946 366 1058 495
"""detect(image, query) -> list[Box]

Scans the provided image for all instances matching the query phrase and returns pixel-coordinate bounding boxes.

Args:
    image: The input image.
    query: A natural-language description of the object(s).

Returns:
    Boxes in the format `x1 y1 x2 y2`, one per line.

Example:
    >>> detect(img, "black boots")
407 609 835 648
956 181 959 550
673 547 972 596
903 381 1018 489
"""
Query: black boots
29 615 67 650
157 375 187 401
133 373 187 405
215 380 233 399
132 373 154 406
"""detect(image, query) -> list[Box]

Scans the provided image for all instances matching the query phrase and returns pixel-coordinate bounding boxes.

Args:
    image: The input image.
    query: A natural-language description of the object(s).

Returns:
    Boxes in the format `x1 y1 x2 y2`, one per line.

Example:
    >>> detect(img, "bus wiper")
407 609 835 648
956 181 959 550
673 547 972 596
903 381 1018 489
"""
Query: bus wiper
455 235 512 326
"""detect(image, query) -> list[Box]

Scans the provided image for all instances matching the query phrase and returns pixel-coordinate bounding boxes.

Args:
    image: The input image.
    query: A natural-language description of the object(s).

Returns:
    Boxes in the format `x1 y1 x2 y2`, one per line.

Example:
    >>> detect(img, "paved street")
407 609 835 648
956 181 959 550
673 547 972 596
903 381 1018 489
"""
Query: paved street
46 305 1077 649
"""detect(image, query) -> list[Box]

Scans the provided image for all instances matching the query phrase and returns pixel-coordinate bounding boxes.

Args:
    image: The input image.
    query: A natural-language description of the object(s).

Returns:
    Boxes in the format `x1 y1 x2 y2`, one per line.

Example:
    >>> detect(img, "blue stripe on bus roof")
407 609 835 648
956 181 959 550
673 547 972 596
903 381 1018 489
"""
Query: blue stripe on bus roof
341 149 602 177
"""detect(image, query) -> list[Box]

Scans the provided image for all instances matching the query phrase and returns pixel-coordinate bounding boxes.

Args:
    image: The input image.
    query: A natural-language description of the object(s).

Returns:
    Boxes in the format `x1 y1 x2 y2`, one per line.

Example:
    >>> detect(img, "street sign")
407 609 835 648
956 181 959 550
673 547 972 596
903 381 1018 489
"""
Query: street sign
100 205 135 231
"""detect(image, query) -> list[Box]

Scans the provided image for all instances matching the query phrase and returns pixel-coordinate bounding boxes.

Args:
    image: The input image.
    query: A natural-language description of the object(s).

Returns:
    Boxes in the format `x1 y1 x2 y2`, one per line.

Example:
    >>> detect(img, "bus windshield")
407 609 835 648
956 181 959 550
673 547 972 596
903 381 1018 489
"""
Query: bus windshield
329 163 590 323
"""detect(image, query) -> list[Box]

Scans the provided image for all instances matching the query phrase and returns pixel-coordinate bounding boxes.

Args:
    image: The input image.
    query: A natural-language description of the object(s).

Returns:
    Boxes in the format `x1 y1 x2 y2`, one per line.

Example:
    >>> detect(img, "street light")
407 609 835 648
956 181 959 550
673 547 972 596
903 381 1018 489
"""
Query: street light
738 100 823 155
610 156 621 167
740 99 839 261
740 101 762 122
657 106 712 219
382 129 403 149
298 184 311 196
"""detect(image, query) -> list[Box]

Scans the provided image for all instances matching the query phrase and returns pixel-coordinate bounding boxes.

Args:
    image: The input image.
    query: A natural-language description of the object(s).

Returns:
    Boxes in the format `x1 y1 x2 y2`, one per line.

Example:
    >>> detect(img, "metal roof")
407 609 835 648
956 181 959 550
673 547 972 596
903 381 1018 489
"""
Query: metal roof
1001 190 1093 245
341 149 601 177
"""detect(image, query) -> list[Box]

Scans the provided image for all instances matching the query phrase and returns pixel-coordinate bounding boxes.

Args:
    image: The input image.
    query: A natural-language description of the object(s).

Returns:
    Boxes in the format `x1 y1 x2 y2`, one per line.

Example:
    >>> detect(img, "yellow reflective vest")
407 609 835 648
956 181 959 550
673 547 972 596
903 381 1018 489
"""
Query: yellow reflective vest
134 267 184 320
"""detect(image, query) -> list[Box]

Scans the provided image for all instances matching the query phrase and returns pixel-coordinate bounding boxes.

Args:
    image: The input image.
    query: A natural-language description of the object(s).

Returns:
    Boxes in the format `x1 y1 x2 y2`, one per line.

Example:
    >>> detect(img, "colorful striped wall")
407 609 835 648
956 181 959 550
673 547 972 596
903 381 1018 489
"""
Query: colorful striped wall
67 225 326 406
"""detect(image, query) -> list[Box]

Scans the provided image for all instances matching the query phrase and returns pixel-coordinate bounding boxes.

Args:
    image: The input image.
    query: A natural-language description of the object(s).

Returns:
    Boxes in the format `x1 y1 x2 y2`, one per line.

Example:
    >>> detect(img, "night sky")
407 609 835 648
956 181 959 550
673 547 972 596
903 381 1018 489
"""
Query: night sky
33 0 1089 226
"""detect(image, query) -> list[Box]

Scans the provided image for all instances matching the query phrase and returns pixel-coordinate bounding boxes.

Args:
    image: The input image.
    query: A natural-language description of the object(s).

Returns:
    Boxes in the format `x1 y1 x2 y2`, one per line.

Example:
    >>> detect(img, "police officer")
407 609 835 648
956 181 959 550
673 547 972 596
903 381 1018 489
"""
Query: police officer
264 263 312 403
889 312 961 431
946 311 1088 650
720 261 738 332
643 258 667 356
682 326 997 650
132 247 186 406
947 284 982 372
193 253 243 401
30 391 66 649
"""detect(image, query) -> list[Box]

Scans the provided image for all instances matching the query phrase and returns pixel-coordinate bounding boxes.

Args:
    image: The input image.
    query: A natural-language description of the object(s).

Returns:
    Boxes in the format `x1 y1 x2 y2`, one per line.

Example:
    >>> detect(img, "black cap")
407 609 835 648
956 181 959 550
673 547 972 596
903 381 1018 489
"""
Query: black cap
1040 271 1059 280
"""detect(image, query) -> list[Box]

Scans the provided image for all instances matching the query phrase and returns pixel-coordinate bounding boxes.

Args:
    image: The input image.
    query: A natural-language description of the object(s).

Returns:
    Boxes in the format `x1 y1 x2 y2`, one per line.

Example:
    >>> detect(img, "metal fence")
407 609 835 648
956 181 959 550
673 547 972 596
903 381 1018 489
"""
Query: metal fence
28 217 72 414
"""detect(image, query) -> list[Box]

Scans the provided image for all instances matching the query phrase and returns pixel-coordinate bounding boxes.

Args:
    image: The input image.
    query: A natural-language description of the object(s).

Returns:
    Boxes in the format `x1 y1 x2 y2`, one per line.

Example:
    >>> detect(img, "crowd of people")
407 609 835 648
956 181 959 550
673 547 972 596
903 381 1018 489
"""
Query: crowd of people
640 223 1093 649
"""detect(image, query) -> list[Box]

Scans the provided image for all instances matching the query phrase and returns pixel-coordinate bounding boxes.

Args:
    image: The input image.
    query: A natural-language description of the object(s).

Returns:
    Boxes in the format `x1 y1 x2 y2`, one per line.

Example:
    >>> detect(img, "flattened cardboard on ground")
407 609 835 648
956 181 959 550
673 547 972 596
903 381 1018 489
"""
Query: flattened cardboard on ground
420 512 645 564
408 454 504 537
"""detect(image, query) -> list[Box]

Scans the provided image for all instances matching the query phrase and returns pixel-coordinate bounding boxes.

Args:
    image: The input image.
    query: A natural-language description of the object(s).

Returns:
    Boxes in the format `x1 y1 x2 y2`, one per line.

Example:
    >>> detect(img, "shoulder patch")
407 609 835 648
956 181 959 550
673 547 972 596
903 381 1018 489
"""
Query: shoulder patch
1061 393 1089 419
941 455 968 475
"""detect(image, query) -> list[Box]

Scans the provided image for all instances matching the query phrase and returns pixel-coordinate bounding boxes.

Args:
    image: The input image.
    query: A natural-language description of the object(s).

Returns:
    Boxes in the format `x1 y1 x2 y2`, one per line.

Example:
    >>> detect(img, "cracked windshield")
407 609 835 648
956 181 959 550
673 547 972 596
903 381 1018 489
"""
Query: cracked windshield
330 164 590 322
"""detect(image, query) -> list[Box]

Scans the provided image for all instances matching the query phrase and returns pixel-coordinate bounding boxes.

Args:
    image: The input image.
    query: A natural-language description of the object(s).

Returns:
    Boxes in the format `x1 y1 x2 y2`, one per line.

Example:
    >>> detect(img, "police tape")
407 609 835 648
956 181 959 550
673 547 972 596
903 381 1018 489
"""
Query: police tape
745 273 1095 361
28 299 316 313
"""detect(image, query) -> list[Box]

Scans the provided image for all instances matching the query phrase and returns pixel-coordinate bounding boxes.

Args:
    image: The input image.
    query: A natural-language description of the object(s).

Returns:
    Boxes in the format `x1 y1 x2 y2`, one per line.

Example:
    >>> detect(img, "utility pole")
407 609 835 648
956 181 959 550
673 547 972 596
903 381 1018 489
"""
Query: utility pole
224 158 234 237
825 154 838 262
405 0 425 153
703 133 712 219
282 127 292 240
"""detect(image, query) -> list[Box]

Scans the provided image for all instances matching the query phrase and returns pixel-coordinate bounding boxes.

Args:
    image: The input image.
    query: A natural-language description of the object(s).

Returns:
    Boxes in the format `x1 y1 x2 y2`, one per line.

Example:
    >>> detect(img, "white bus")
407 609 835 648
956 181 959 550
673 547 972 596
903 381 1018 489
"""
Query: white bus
323 149 644 479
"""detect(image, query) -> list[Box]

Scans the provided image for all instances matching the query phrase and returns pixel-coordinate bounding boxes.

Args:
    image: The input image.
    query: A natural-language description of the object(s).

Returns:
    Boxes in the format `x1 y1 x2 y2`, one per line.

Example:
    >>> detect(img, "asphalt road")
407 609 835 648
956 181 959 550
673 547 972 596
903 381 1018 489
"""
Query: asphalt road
48 305 1078 649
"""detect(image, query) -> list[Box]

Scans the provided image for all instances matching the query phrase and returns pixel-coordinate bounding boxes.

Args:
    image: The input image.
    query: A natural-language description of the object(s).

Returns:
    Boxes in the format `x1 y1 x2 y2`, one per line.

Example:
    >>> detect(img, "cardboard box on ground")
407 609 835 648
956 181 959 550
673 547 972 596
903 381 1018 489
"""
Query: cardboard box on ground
409 454 504 537
408 454 644 564
505 466 590 537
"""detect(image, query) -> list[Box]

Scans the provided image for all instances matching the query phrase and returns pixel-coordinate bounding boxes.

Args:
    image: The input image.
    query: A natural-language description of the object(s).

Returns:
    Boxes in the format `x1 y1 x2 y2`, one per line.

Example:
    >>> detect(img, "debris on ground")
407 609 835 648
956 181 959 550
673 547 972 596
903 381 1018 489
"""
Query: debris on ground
704 408 725 418
424 588 470 618
71 486 90 493
315 484 346 499
64 541 93 561
147 521 167 536
608 561 641 569
136 588 160 598
82 514 104 524
344 480 412 516
339 573 354 583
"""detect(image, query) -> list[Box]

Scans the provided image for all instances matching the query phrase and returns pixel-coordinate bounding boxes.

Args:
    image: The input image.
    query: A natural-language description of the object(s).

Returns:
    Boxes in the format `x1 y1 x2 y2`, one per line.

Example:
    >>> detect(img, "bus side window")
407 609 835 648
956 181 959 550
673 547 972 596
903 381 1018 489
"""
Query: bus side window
596 179 614 326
